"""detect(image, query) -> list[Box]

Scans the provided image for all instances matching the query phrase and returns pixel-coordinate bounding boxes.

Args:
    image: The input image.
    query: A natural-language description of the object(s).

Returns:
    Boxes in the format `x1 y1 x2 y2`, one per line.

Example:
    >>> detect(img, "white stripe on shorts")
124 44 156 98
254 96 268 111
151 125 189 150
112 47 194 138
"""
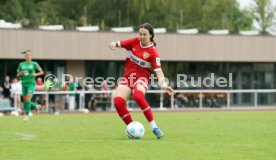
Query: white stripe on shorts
133 80 148 89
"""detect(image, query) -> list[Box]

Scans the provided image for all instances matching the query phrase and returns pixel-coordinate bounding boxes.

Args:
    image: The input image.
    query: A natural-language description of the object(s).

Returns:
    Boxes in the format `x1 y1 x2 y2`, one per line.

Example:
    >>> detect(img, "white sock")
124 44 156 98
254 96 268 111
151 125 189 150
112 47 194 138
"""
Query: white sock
149 120 158 130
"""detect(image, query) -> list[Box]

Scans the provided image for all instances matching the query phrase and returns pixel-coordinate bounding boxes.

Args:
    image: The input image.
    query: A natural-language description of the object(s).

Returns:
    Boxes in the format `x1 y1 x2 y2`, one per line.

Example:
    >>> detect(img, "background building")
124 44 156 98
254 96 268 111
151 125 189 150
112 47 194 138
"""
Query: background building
0 29 275 105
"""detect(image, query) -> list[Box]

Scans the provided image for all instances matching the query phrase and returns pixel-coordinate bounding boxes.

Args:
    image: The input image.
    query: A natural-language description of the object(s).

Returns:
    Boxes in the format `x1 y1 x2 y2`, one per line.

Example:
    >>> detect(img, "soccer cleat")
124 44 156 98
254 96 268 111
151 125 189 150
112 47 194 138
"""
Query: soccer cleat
152 128 164 139
23 116 29 121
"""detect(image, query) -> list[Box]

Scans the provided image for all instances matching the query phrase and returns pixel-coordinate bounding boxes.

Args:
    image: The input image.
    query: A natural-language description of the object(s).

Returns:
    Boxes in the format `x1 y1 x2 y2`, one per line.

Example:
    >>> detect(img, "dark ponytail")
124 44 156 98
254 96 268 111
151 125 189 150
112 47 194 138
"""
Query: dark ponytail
139 23 156 46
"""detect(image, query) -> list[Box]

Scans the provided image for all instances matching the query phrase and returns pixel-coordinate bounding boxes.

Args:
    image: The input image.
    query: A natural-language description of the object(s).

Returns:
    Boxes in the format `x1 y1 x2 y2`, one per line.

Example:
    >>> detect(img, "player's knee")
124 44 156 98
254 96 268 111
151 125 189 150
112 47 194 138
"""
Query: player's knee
114 97 126 107
133 90 144 103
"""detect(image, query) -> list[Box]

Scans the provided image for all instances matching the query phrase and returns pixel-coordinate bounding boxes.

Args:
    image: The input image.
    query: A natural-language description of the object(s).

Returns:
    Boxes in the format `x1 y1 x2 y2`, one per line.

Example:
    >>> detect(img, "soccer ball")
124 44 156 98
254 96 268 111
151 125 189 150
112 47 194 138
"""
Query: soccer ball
126 121 145 139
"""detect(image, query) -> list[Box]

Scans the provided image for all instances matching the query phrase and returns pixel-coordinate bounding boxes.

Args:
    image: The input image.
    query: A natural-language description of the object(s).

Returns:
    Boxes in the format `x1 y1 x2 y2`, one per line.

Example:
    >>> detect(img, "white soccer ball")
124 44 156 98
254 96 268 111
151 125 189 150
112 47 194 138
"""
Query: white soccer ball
126 121 145 139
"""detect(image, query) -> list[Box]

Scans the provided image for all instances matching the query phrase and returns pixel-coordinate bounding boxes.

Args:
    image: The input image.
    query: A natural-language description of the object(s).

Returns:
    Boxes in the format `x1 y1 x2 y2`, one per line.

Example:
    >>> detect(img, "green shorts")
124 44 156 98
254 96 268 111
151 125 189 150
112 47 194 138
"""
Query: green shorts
22 85 36 96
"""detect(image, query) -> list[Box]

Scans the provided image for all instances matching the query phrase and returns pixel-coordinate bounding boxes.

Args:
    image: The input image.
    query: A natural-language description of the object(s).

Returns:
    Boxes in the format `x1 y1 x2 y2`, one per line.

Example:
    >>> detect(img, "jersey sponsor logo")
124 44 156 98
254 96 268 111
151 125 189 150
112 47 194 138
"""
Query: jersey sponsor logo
23 71 29 75
156 58 161 66
139 61 146 67
129 54 140 65
128 51 151 68
22 65 33 69
143 52 150 59
130 54 148 67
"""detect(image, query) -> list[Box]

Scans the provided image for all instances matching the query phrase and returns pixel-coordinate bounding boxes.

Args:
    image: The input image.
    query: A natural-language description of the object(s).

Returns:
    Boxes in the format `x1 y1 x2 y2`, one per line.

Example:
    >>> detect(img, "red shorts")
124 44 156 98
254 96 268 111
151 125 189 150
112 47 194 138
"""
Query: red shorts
118 76 149 90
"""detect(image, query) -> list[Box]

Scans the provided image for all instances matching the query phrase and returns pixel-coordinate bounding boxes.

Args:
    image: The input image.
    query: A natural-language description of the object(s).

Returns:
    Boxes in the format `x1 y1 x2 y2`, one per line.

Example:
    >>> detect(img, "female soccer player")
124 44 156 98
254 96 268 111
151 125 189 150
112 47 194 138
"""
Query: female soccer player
17 50 44 121
109 23 175 139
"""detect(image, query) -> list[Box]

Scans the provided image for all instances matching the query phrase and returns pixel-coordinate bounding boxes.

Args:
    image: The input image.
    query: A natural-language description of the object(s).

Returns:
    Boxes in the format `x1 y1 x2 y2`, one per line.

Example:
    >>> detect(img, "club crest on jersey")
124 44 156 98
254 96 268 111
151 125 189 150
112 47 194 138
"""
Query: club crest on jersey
143 52 150 59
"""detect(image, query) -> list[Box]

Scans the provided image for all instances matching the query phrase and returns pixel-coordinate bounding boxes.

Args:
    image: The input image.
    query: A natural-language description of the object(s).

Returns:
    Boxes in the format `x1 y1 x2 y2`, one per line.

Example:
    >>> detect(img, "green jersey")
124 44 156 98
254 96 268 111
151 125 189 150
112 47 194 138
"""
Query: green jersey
69 82 76 96
17 61 41 86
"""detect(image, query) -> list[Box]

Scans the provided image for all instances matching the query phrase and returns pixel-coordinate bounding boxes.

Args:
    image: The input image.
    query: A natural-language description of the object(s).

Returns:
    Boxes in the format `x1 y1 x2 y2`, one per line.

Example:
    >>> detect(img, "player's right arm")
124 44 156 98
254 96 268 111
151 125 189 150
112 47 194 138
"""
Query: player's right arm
109 38 138 51
16 63 25 78
108 41 118 50
17 71 25 78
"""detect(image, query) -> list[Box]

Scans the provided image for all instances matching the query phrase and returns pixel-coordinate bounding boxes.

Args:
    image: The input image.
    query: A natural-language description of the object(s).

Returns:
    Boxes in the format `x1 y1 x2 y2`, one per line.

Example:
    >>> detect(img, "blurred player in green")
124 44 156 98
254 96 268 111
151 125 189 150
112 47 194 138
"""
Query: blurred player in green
17 50 44 121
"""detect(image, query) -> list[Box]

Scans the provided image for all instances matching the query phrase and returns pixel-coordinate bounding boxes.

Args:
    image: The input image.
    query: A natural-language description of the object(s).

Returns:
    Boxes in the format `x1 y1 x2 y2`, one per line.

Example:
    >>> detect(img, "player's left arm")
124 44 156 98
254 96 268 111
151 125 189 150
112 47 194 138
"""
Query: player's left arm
32 63 44 77
155 70 175 96
151 49 175 96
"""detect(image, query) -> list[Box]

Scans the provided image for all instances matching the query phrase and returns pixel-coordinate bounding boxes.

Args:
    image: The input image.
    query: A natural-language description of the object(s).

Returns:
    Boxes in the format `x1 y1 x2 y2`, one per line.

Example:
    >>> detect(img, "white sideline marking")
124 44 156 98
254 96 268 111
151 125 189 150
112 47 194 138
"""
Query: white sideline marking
0 132 36 141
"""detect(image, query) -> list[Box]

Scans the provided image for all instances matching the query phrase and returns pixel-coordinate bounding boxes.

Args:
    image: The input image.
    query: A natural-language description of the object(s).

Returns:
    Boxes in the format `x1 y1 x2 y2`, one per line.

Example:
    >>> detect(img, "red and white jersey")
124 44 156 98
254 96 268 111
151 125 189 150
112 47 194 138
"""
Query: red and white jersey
119 37 161 80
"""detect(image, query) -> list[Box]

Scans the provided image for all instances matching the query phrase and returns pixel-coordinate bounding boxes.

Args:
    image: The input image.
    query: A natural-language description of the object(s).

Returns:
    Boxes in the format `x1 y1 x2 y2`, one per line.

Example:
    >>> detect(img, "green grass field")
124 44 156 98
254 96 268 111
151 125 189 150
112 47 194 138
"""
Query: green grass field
0 111 276 160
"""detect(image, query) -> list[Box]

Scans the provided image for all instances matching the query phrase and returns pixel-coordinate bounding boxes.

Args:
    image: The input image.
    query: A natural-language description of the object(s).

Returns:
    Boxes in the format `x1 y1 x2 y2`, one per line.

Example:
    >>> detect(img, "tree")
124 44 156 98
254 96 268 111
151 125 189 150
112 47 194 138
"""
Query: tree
0 0 254 33
0 0 25 22
234 9 253 31
32 1 59 26
250 0 275 33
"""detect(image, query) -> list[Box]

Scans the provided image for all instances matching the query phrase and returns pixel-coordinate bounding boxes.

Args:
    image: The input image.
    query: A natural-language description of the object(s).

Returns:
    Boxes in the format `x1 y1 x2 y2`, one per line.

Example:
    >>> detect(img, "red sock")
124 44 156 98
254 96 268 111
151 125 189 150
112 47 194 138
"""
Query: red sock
114 97 133 125
133 88 154 122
